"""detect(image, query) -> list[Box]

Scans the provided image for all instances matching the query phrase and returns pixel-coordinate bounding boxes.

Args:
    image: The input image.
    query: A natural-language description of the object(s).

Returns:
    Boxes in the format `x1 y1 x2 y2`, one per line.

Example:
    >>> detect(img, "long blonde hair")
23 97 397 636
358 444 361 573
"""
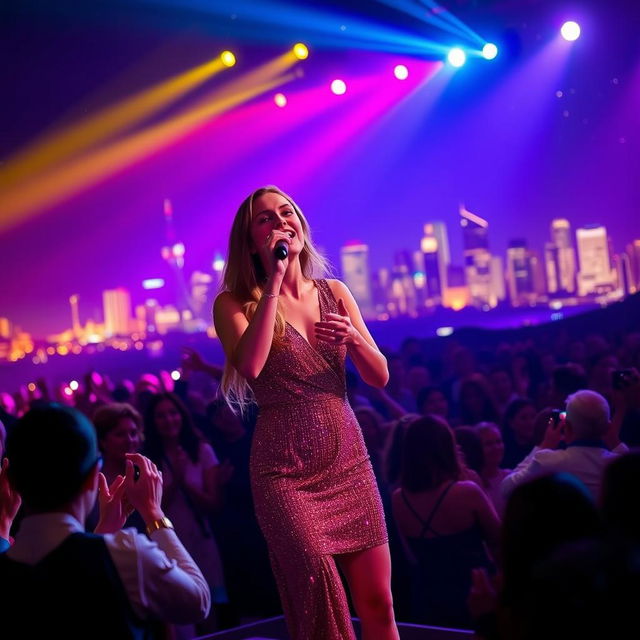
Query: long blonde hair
219 186 329 409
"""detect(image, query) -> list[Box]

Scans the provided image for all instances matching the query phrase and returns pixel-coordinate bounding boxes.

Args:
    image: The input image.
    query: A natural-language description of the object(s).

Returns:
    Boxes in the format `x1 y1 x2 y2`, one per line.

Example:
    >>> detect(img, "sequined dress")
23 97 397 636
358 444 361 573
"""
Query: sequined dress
249 279 388 640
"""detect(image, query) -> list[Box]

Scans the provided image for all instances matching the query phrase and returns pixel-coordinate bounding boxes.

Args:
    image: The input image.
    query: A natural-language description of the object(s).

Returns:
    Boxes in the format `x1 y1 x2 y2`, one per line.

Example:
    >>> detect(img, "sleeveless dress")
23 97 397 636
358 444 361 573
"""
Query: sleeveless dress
401 482 492 628
249 279 388 640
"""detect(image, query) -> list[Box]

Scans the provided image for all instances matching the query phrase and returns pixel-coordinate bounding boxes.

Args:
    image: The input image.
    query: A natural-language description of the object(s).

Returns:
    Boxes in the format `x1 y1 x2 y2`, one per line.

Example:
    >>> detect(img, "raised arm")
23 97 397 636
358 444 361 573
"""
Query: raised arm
317 280 389 388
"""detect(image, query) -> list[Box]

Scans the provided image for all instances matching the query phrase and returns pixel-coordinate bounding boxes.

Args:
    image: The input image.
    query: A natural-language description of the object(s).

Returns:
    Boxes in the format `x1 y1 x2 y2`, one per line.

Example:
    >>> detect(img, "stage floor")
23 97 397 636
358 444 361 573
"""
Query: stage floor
197 615 473 640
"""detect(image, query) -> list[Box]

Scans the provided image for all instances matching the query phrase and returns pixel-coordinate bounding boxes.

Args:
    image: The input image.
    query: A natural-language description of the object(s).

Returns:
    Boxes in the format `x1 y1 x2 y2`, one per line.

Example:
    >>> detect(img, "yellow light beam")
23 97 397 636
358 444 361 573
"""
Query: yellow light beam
0 55 230 190
0 72 298 230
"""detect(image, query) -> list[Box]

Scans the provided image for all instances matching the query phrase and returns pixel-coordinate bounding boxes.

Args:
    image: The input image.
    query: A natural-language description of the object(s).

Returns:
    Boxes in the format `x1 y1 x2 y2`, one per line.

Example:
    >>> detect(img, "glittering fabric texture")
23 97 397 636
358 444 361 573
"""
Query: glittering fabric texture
249 279 388 640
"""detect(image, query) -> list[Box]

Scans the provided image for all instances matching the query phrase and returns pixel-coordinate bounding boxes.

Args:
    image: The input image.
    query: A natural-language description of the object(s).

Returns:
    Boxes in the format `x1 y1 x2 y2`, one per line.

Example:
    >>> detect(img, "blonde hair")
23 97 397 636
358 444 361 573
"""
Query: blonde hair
219 186 330 409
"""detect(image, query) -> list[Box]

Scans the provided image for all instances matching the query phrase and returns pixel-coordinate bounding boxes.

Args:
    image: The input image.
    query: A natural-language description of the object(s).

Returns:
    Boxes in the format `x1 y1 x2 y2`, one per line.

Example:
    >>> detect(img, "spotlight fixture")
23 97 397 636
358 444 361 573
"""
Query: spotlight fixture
293 43 309 60
220 50 236 67
394 64 409 80
482 43 498 60
447 48 466 68
274 93 287 107
331 79 347 95
560 21 581 41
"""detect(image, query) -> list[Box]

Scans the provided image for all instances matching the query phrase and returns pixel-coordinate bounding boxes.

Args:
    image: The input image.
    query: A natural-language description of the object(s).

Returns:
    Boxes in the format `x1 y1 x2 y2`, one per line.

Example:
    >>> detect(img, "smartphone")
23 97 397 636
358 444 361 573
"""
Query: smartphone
550 409 566 426
612 369 634 390
133 464 141 482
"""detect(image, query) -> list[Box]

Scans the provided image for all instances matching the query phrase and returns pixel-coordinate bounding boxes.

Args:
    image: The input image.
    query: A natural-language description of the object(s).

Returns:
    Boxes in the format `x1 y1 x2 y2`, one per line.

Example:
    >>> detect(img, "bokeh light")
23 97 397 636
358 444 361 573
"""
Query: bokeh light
482 43 498 60
561 21 581 41
171 370 181 381
331 79 347 95
293 43 309 60
394 64 409 80
447 48 466 68
274 92 287 107
220 50 236 67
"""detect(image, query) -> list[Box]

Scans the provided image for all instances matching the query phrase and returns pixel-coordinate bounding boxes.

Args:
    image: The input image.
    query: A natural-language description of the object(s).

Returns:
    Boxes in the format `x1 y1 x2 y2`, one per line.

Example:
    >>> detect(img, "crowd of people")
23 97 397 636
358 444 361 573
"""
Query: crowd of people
1 323 640 638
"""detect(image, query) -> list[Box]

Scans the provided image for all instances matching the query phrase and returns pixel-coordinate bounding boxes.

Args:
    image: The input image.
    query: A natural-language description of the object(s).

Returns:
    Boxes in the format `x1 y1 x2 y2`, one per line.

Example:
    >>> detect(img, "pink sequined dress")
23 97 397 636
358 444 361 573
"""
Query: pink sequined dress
249 279 388 640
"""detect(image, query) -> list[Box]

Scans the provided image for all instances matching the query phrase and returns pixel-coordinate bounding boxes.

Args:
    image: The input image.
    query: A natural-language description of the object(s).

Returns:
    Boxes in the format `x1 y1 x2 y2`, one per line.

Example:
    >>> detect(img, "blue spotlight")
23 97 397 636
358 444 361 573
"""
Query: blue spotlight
482 43 498 60
447 47 466 67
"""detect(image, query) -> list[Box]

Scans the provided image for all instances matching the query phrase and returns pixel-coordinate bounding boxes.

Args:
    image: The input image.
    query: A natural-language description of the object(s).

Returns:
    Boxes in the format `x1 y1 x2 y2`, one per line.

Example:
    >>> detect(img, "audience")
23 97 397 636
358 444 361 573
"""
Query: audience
0 404 210 637
501 398 537 468
501 390 628 499
391 416 500 628
143 392 227 637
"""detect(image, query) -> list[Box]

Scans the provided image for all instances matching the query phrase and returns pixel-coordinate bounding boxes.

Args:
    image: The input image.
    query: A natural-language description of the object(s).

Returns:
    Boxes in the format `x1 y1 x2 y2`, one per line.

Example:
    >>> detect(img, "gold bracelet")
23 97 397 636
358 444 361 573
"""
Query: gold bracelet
146 516 174 536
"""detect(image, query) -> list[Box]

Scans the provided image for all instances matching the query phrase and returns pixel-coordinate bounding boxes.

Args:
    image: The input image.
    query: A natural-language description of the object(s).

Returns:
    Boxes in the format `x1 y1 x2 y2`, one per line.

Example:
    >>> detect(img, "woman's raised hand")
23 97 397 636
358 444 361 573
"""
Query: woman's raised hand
315 298 361 346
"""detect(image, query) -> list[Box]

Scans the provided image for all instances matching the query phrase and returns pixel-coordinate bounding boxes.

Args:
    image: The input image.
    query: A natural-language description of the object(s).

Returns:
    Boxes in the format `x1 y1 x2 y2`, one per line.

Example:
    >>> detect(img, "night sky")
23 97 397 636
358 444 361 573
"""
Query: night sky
1 0 638 337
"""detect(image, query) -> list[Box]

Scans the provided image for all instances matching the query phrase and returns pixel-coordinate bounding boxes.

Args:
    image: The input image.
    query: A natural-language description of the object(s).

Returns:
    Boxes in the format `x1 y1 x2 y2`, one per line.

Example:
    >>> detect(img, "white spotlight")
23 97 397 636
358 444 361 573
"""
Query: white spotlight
482 43 498 60
561 21 581 41
447 48 466 68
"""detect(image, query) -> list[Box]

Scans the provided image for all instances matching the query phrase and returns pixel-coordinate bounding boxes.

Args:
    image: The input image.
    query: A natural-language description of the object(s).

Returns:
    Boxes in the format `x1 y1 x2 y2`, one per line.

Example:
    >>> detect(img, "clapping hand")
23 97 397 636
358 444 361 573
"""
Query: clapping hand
95 473 131 534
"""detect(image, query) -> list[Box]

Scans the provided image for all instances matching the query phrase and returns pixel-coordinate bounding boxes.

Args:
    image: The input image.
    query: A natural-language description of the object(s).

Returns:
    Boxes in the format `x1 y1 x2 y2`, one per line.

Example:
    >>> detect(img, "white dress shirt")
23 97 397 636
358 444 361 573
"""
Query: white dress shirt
500 442 628 500
7 513 211 625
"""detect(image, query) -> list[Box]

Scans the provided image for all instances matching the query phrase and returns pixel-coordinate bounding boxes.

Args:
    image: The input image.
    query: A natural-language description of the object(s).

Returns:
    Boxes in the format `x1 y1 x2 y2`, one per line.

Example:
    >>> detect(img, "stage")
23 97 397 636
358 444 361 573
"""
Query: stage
197 615 473 639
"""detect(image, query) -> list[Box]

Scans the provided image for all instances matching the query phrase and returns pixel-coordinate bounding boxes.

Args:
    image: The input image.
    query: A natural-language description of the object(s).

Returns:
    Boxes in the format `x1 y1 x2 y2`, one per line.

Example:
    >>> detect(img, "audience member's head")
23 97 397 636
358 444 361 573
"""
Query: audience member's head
416 386 448 418
144 392 202 464
206 396 246 441
565 390 610 442
385 413 420 487
489 367 515 408
355 407 385 456
501 473 601 605
400 415 460 492
476 422 506 473
459 375 499 426
502 398 537 447
93 403 143 472
453 426 484 474
405 365 431 397
6 404 101 513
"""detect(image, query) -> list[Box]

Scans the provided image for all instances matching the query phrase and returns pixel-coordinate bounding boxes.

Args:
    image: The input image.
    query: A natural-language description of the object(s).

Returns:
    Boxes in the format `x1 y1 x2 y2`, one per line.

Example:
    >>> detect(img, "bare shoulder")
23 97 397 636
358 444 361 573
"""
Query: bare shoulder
325 278 352 298
454 480 486 498
213 290 243 317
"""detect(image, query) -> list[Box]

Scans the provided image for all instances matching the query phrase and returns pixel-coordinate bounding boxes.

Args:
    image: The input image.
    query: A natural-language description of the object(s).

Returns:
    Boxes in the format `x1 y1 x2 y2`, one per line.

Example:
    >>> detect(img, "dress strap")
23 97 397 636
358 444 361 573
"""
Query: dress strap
314 279 337 315
400 489 429 529
421 481 457 538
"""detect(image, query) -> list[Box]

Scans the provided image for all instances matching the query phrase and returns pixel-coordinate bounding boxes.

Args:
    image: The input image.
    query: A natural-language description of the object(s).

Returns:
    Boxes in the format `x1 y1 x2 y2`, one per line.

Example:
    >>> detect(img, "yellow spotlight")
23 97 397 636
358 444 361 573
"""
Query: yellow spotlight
221 51 236 67
293 43 309 60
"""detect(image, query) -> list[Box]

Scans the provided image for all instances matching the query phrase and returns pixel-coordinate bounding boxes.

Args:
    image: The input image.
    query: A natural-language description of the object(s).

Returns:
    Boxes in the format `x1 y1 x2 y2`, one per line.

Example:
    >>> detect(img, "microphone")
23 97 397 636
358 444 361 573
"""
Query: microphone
274 240 289 260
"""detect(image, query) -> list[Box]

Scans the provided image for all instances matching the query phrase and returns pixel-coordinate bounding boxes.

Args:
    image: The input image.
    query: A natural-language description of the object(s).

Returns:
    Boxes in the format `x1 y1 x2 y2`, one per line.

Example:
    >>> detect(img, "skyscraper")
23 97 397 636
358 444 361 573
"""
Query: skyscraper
69 294 81 339
460 204 495 307
506 240 536 306
340 242 373 317
103 288 133 337
576 225 615 296
545 219 577 295
421 222 450 303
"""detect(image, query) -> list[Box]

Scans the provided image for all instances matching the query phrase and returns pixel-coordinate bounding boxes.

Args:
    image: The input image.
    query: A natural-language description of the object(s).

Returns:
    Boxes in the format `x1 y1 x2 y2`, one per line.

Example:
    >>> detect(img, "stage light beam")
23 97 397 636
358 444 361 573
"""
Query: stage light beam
561 21 581 41
447 48 466 68
482 43 498 60
293 43 309 60
394 64 409 80
331 79 347 95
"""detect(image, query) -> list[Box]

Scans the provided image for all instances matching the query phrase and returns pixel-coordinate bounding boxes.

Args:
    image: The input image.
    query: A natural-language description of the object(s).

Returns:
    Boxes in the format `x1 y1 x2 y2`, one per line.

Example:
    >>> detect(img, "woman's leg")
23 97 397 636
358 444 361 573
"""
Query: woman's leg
336 543 399 640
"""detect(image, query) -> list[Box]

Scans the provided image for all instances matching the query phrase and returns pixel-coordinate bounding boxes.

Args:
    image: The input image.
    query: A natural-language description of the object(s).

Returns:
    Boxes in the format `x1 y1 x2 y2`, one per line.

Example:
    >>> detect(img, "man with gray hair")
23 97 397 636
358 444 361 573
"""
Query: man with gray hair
501 390 628 499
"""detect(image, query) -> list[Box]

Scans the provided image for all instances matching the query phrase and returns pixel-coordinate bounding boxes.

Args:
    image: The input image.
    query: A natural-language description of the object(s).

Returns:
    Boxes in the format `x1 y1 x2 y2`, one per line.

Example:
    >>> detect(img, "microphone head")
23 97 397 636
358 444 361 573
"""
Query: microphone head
274 241 289 260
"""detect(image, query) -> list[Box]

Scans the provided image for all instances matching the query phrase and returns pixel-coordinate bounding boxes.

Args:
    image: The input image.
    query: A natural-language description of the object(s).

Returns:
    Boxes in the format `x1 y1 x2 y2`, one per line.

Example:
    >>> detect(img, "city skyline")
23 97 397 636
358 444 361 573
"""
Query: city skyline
2 205 638 364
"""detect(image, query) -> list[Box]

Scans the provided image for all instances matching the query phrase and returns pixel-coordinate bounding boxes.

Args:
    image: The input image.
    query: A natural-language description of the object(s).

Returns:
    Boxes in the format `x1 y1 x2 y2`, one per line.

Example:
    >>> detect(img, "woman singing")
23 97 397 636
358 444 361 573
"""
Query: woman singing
213 186 398 640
